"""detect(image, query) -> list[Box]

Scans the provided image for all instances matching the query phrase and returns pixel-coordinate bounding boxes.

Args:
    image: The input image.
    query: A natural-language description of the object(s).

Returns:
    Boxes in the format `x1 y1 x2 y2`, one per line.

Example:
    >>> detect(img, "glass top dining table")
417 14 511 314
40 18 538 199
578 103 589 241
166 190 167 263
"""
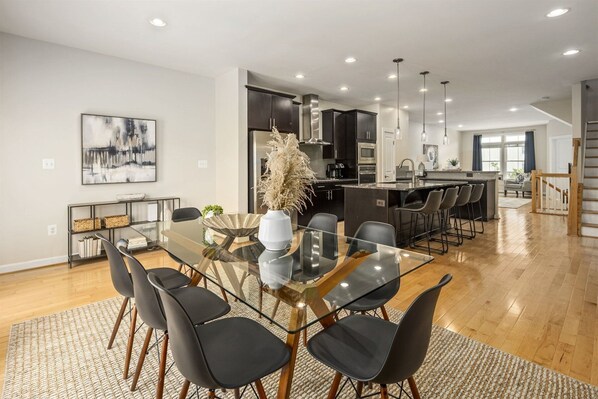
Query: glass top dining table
131 214 433 334
132 214 433 398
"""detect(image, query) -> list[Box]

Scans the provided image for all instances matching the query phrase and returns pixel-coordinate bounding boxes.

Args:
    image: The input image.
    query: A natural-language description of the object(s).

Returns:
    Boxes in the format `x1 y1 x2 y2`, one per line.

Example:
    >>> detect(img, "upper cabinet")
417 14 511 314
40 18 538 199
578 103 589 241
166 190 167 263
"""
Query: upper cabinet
346 110 377 142
247 86 295 133
322 109 347 159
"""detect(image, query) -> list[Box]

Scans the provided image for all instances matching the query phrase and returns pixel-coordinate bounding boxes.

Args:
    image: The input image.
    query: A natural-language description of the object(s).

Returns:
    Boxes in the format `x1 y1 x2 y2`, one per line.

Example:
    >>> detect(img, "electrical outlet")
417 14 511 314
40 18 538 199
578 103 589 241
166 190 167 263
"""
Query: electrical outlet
197 160 208 169
42 158 55 170
47 224 57 236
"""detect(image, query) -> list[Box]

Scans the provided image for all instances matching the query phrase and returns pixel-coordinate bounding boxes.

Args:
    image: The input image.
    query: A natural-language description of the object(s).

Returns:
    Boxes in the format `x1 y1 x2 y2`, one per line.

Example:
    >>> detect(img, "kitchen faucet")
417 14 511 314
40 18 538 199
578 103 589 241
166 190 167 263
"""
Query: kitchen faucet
399 158 417 185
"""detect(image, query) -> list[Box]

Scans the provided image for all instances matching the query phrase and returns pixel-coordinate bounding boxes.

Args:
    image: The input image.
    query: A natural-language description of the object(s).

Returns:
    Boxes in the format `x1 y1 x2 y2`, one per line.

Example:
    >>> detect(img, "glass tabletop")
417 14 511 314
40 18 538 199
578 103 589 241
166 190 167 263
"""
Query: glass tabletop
131 216 433 333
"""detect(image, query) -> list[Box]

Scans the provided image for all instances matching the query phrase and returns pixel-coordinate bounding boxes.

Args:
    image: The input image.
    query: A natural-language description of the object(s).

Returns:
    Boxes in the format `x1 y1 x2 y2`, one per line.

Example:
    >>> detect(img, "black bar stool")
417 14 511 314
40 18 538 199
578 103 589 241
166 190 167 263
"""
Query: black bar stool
431 187 459 254
446 185 473 246
397 190 444 255
466 183 485 236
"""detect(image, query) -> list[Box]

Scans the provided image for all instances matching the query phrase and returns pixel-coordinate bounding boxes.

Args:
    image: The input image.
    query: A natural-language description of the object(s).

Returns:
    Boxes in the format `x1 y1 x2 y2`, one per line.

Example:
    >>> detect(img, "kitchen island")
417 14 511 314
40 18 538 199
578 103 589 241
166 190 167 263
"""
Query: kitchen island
342 180 465 239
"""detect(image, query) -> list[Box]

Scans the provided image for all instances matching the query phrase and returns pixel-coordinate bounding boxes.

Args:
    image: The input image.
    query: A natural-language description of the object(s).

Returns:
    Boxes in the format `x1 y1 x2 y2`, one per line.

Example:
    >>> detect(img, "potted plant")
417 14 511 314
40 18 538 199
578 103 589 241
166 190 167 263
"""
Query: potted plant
257 128 316 250
447 158 460 170
202 204 223 219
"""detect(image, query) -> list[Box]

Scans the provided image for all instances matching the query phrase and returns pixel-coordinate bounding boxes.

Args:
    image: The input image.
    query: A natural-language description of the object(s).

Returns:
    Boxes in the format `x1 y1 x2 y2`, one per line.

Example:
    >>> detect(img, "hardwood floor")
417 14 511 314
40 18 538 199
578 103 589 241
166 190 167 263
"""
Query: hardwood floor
0 205 597 395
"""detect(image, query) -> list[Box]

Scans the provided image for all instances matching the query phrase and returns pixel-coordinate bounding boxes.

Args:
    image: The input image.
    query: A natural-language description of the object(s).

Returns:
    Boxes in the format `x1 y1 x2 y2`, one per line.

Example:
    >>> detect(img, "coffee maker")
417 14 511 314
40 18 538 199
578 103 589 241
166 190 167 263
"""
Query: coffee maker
326 163 345 179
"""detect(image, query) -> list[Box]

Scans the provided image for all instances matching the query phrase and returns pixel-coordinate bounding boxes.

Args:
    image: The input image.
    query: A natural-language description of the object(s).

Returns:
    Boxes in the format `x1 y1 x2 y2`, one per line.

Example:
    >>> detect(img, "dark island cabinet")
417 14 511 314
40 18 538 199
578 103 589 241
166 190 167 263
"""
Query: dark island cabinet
298 182 346 225
346 110 377 142
322 109 347 159
247 86 295 133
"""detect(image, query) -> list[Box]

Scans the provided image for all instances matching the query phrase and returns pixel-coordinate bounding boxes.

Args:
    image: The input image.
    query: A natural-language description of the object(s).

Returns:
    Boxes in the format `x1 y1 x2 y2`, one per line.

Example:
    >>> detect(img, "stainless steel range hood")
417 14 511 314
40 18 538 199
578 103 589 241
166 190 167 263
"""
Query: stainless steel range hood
300 94 330 145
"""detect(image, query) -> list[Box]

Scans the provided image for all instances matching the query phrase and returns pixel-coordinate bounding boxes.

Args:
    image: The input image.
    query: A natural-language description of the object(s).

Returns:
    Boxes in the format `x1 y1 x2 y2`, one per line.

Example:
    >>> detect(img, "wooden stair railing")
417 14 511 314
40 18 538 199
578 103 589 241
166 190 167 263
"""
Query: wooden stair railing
531 171 570 215
568 138 582 236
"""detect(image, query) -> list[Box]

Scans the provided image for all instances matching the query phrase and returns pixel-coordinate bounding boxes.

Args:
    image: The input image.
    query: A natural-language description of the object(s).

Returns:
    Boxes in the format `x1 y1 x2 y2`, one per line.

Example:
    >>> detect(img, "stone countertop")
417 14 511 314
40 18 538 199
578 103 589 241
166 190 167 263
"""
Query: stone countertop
342 180 465 191
420 177 497 182
314 178 358 184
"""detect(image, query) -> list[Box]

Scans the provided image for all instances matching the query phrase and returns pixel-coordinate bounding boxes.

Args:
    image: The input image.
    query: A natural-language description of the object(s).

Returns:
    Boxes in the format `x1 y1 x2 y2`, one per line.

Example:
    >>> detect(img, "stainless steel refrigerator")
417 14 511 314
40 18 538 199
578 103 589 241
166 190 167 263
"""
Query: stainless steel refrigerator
248 130 297 224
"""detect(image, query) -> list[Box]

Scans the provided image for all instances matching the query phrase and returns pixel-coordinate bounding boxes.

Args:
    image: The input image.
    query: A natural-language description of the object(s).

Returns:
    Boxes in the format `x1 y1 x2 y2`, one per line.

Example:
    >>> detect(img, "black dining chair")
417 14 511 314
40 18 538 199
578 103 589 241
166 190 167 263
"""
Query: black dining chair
147 272 291 399
341 221 398 321
96 234 192 380
120 248 230 399
170 207 202 273
308 274 452 399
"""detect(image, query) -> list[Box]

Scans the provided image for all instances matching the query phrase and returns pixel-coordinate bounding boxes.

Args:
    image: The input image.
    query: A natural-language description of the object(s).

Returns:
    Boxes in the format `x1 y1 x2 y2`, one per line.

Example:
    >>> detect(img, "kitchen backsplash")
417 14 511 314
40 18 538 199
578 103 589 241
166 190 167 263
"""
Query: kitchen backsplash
300 145 334 178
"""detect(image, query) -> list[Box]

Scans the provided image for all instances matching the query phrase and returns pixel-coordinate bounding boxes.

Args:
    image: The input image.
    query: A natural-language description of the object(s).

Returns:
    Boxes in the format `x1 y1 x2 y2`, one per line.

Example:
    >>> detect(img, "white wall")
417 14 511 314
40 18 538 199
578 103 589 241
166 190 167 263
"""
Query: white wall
214 68 248 213
460 124 547 173
397 121 460 170
0 34 217 269
546 119 573 172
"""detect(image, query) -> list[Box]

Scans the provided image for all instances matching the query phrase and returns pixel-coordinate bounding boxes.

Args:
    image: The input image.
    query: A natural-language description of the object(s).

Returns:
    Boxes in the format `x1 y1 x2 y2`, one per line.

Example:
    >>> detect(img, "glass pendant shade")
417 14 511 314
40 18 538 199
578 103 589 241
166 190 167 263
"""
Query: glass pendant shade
443 133 449 145
421 130 427 142
395 126 402 140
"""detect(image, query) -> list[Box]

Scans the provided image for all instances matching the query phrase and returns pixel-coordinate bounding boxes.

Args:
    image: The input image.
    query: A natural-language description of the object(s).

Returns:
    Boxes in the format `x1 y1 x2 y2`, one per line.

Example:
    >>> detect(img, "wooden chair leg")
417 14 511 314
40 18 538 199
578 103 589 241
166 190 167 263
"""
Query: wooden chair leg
380 384 389 399
255 379 267 399
123 306 137 379
407 376 421 399
208 389 216 399
380 305 390 321
108 297 129 349
327 372 342 399
156 333 169 399
356 381 364 398
234 388 241 399
130 327 154 391
179 379 190 399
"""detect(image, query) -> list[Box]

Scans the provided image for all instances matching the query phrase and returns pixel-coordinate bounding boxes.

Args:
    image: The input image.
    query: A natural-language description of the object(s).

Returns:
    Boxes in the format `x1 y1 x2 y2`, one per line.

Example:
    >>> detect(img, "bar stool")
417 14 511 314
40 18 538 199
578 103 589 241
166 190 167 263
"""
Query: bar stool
397 190 444 255
465 183 485 237
431 187 459 254
446 185 473 246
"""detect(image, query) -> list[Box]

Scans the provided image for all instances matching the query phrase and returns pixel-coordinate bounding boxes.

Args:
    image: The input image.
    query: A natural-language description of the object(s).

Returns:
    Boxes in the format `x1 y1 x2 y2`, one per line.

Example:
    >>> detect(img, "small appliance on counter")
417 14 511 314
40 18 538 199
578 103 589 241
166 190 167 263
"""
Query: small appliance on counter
326 163 345 179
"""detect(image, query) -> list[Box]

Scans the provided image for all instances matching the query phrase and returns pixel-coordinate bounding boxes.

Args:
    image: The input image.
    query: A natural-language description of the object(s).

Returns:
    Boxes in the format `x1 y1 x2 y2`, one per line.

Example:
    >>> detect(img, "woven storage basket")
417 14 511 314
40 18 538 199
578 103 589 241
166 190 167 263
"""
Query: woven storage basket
73 218 101 232
104 215 130 228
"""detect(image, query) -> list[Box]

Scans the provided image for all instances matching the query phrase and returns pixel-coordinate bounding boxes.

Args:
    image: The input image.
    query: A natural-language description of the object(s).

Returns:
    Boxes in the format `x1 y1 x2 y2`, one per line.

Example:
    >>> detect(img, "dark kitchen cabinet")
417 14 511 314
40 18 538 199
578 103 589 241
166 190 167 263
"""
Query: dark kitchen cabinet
247 86 295 133
297 182 345 226
347 110 377 142
322 109 347 159
290 101 301 135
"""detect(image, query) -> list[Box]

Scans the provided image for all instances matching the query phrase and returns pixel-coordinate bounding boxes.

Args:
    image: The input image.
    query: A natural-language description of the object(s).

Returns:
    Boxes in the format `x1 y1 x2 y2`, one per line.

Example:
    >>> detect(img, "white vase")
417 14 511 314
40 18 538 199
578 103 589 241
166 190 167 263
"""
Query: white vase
258 209 293 251
258 249 293 290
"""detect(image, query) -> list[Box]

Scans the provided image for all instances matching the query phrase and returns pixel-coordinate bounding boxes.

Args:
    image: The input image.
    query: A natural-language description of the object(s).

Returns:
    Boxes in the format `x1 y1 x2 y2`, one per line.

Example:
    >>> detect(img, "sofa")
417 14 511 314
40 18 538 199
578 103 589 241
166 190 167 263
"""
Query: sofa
504 173 531 197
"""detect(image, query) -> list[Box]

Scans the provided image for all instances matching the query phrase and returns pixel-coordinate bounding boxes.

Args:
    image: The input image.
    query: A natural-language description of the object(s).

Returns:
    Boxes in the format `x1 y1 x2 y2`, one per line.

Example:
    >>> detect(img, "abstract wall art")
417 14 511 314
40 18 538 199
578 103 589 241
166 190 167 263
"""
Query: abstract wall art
423 144 439 170
81 114 156 185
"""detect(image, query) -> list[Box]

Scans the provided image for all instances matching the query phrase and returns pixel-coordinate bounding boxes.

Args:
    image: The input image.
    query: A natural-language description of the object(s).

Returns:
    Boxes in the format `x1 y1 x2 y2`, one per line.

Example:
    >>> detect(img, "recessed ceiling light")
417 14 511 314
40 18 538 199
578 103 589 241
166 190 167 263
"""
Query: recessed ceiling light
403 105 409 109
149 18 167 27
345 57 357 63
295 74 305 79
563 49 580 56
438 120 444 123
458 124 464 128
419 88 428 92
340 86 349 91
437 112 443 116
388 74 397 79
546 8 570 18
509 107 518 112
445 98 453 102
374 97 381 101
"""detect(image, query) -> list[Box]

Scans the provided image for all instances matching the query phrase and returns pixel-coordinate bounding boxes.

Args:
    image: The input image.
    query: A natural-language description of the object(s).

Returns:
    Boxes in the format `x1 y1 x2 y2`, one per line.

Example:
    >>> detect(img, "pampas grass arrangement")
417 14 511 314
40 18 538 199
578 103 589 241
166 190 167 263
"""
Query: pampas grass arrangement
258 128 316 212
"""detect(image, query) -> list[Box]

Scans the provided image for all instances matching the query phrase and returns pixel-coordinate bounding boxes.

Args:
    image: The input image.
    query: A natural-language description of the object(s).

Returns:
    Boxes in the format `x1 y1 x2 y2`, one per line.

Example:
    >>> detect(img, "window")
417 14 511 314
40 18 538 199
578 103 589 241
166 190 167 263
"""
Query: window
479 132 526 174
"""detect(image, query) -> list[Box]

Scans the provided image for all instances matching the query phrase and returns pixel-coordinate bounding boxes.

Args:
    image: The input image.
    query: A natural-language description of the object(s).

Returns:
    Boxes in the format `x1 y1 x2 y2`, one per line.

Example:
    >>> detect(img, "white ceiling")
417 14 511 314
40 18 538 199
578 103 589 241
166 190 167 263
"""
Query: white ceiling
1 0 596 131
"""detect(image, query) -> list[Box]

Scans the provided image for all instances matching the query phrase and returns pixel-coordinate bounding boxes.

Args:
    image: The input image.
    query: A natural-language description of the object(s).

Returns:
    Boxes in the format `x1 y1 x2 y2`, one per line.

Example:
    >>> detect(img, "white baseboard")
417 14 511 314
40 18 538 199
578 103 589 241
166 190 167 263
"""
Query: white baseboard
0 255 67 274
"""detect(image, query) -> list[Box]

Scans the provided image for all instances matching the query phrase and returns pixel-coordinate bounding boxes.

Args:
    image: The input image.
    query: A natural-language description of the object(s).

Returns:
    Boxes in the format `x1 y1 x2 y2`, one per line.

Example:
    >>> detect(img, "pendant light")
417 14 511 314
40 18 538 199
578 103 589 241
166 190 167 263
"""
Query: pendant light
441 81 449 145
393 58 404 140
420 71 429 142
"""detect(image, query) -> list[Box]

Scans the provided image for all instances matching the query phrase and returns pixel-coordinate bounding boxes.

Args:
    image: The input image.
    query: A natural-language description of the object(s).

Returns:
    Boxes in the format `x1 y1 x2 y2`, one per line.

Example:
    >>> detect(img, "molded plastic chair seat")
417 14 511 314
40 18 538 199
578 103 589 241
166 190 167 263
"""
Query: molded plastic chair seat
150 268 192 291
195 317 291 389
308 314 395 381
171 286 231 325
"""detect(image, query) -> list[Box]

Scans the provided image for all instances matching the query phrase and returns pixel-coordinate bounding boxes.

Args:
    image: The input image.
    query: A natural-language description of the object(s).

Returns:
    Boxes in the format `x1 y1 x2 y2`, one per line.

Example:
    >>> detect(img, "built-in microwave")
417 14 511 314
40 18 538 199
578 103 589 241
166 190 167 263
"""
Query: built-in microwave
357 142 376 164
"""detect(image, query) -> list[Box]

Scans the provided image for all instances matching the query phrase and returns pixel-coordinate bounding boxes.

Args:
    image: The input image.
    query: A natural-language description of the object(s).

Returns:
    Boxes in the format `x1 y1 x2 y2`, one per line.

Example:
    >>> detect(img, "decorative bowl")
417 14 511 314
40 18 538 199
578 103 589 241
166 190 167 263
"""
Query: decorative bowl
116 193 146 201
202 213 262 237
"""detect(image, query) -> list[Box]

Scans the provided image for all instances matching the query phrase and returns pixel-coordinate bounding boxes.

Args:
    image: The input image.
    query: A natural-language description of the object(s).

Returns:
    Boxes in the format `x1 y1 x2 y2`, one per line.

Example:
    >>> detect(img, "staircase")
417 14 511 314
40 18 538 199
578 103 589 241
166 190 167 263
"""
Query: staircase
581 121 598 237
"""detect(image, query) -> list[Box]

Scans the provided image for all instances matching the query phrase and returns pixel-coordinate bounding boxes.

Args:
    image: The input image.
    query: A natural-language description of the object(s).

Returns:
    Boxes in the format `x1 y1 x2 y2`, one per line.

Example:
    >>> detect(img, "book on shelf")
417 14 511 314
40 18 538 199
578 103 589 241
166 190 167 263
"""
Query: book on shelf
78 236 102 258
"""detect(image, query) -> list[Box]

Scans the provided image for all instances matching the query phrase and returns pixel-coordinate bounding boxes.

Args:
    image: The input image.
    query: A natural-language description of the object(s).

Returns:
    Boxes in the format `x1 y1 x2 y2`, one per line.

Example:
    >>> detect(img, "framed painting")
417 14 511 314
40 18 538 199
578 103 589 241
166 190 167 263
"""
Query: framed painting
423 144 439 170
81 114 157 185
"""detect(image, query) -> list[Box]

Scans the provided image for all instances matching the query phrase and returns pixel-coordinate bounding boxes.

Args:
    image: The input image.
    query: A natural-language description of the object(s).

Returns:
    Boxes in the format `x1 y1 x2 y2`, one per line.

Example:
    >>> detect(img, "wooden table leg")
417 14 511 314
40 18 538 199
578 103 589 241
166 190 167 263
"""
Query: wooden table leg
276 308 303 399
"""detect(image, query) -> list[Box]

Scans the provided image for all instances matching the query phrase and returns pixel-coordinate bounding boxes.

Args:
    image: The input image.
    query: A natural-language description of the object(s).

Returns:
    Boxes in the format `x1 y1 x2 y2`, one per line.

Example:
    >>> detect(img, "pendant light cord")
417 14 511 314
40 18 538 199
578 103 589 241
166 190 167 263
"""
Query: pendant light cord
441 80 449 140
393 58 403 131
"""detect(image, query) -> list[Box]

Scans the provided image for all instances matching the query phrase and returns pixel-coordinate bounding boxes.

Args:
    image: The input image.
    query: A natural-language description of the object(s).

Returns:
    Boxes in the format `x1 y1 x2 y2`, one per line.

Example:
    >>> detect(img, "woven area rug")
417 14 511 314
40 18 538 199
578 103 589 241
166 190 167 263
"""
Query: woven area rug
3 296 597 399
498 196 532 209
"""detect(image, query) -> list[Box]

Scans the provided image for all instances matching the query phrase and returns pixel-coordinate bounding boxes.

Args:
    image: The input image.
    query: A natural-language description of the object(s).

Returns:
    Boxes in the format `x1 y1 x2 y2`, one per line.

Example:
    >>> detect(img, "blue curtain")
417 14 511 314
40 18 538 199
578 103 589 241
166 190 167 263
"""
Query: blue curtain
472 135 482 171
524 130 536 173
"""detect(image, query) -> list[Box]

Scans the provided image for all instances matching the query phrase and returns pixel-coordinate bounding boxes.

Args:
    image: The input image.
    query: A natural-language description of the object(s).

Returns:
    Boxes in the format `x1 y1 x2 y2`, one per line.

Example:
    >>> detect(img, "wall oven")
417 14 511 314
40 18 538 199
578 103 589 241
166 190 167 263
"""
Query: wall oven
357 142 376 164
358 165 376 184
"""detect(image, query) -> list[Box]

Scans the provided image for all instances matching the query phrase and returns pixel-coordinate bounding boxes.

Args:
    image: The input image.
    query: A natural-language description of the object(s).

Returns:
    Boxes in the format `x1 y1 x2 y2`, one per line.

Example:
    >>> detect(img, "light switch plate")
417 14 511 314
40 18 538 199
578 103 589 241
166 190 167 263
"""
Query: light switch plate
198 160 208 169
42 158 55 169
